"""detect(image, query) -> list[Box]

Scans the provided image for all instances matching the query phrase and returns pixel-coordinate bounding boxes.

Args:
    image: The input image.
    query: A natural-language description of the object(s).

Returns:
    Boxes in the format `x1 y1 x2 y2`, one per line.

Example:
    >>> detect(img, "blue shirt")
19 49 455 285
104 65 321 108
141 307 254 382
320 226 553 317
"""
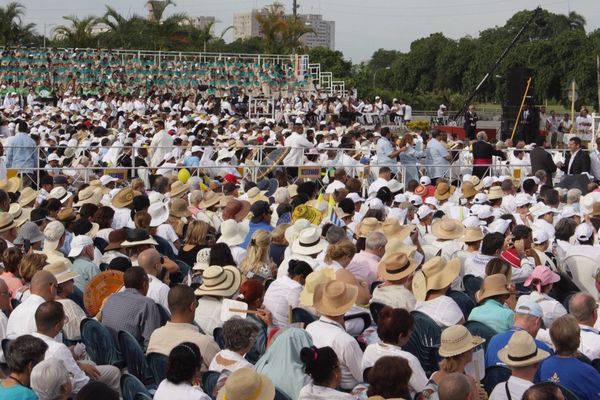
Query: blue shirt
240 221 273 249
485 328 554 368
468 299 515 333
6 132 38 171
426 138 450 179
376 137 397 172
0 384 38 400
183 156 200 167
539 356 600 400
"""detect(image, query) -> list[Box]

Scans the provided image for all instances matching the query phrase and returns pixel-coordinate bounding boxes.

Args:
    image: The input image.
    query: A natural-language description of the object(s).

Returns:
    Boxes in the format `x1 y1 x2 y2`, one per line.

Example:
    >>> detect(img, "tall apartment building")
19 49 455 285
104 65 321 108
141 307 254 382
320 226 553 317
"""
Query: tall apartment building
233 10 261 41
300 14 335 50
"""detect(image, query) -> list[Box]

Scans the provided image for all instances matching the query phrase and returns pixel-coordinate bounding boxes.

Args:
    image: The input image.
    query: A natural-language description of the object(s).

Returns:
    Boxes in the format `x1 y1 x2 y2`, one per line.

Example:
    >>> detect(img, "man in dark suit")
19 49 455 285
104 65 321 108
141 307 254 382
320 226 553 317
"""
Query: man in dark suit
519 104 536 144
530 136 557 186
463 104 478 141
559 137 591 175
472 131 506 178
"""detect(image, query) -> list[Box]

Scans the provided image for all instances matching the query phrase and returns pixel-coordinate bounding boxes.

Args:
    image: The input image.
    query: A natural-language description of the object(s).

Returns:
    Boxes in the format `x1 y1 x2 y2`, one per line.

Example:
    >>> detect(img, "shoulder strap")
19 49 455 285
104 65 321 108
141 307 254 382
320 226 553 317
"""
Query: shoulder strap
505 380 512 400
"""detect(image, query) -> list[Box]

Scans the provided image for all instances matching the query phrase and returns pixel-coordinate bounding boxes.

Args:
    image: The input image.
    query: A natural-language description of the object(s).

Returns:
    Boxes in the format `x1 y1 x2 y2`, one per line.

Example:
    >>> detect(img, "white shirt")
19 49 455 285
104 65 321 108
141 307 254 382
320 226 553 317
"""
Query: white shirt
489 375 533 400
6 293 45 339
518 291 566 329
150 130 174 167
230 246 247 267
263 276 302 328
154 380 211 400
325 179 346 194
112 207 135 230
0 311 7 362
31 332 90 393
578 323 600 361
194 297 223 337
362 342 428 398
283 133 314 166
157 224 179 255
278 254 319 279
306 317 363 390
297 384 355 400
464 253 495 278
567 149 580 175
414 295 463 327
147 275 171 313
208 349 252 373
367 178 388 198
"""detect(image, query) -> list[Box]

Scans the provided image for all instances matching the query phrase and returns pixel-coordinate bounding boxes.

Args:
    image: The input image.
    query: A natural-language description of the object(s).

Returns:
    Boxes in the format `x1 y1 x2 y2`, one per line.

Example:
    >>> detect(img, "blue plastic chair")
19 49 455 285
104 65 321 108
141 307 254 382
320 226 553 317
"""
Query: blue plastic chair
121 373 151 400
404 311 441 377
369 302 386 324
80 318 124 367
157 304 170 326
202 371 220 400
291 307 317 326
147 352 168 384
118 330 149 383
446 290 476 321
463 320 496 352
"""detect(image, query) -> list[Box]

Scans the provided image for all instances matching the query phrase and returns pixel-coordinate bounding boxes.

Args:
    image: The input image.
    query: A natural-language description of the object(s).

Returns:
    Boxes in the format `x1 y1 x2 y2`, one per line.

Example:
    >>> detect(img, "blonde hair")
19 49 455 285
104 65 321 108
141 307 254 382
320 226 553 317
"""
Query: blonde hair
240 230 272 276
325 239 356 264
439 354 465 373
19 253 48 283
185 220 211 245
131 178 145 193
271 223 290 245
134 211 151 231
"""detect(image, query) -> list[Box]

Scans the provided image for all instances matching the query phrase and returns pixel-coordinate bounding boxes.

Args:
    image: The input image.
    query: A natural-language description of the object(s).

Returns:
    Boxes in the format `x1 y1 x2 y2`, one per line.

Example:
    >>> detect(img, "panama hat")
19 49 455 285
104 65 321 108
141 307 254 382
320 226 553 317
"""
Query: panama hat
487 186 504 201
170 181 190 198
217 368 275 400
111 187 136 208
43 260 79 284
195 265 241 298
386 179 403 193
382 218 414 241
193 248 211 271
431 218 464 240
170 198 191 218
19 187 38 207
384 237 417 257
378 252 418 281
299 268 336 306
313 280 358 317
0 213 16 234
9 203 30 227
13 221 44 245
497 330 549 367
291 205 322 225
48 186 72 204
198 190 222 209
291 226 328 256
412 256 460 301
121 229 158 247
74 186 103 207
245 187 269 204
439 325 485 357
477 274 511 302
434 182 455 201
284 219 311 245
1 177 21 193
218 219 249 247
461 227 484 243
148 202 169 227
356 217 383 238
460 182 478 199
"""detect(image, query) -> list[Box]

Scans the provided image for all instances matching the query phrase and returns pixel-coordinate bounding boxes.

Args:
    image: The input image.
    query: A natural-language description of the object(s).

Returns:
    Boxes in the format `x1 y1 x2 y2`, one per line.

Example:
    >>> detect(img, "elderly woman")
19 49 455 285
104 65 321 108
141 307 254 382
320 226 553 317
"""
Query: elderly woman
236 279 272 364
30 358 72 400
188 190 203 218
208 317 258 373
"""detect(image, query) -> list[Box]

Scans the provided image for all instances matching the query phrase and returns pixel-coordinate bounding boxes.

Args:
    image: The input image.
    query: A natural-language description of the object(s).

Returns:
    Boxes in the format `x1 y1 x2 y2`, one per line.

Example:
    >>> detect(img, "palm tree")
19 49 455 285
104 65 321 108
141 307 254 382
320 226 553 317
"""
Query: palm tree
150 13 189 50
146 0 176 23
0 2 30 46
195 21 234 51
567 11 586 31
255 3 287 53
53 15 98 48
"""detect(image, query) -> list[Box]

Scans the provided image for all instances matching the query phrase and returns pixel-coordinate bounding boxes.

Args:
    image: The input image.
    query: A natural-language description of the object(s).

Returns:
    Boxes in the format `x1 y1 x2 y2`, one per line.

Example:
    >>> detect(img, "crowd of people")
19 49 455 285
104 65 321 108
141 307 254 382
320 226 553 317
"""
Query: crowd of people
0 47 599 400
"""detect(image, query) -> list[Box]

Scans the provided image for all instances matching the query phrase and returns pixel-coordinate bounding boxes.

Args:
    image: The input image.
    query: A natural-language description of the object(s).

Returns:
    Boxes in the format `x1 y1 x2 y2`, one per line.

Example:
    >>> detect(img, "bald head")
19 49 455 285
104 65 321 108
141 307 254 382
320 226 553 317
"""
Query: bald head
30 271 57 301
570 293 598 324
137 248 161 276
439 372 473 400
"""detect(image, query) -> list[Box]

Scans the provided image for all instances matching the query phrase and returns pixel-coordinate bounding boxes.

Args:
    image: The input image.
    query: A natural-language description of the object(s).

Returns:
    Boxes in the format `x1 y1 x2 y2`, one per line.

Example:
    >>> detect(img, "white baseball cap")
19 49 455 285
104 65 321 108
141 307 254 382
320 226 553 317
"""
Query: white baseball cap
515 193 533 207
346 192 365 203
366 198 384 210
473 193 489 205
532 229 550 245
417 205 434 220
419 176 432 186
575 223 594 242
409 194 423 207
67 235 94 257
47 153 61 163
100 175 119 186
424 197 439 207
477 205 494 220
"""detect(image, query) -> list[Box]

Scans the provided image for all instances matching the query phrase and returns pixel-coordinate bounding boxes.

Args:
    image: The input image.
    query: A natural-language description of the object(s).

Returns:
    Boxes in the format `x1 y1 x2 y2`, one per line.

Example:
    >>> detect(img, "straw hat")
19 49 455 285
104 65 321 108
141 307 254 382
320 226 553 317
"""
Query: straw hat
246 187 269 204
356 217 383 238
0 213 17 234
121 229 159 247
313 280 358 317
43 260 79 284
195 265 241 298
170 181 190 198
19 187 38 207
431 218 464 240
48 186 72 204
218 220 249 247
222 199 251 221
299 268 336 306
488 186 504 201
74 186 103 207
461 227 484 243
291 226 328 256
438 325 485 357
9 203 30 227
498 330 550 367
170 198 191 218
1 177 21 193
291 205 322 225
382 218 414 241
198 190 222 209
378 252 418 281
217 368 275 400
434 182 455 201
384 237 417 257
460 182 478 199
111 187 136 208
412 256 460 301
148 203 169 227
477 274 511 302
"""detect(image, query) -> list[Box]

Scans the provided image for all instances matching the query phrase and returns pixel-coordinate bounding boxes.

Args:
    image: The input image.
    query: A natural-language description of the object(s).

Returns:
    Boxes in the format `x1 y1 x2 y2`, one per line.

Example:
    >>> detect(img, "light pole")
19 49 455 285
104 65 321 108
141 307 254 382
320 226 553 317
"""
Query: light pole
372 66 391 87
43 23 57 49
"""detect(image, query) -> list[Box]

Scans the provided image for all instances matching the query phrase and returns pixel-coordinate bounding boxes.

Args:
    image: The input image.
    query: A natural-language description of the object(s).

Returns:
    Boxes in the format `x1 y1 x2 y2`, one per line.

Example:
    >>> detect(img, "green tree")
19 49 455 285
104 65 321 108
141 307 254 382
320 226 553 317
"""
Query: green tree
146 0 176 23
53 15 98 48
0 2 35 46
308 47 352 78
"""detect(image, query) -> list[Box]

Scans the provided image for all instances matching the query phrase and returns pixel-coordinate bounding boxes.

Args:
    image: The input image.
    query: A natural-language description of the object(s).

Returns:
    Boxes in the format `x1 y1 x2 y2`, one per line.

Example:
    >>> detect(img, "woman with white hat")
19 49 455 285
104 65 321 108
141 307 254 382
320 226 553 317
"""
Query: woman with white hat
148 202 180 255
421 325 485 400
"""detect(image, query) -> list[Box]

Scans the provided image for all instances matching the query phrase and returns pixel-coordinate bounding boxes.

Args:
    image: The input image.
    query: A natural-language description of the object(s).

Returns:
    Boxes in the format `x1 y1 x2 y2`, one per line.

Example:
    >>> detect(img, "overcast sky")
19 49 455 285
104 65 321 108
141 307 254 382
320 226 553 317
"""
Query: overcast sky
17 0 600 61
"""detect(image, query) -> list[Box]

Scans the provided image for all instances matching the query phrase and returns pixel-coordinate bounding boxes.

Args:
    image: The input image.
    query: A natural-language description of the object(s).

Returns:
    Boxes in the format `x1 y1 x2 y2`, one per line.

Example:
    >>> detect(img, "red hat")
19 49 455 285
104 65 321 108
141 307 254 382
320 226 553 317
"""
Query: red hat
256 136 264 144
500 247 521 268
224 174 238 184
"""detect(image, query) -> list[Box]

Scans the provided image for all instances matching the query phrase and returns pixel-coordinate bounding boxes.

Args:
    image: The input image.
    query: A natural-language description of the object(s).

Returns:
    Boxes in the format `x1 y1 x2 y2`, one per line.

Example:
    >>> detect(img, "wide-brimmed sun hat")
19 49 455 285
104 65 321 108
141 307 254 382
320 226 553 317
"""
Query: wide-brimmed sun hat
48 186 72 204
477 274 511 302
198 190 222 209
487 186 504 201
257 178 279 197
19 187 38 207
313 280 358 317
246 187 269 204
121 229 158 247
111 187 137 208
9 203 30 227
412 256 460 301
431 218 464 240
74 186 103 207
378 251 418 281
460 182 478 199
284 219 311 244
218 219 249 247
299 268 336 306
222 199 251 221
291 205 322 225
170 181 190 198
434 182 455 201
382 218 414 241
104 229 128 251
148 202 169 227
43 260 79 284
217 368 275 400
356 217 383 238
461 227 484 243
497 330 549 367
0 213 16 234
13 221 44 245
439 325 485 357
195 265 241 298
291 226 328 256
170 198 191 218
